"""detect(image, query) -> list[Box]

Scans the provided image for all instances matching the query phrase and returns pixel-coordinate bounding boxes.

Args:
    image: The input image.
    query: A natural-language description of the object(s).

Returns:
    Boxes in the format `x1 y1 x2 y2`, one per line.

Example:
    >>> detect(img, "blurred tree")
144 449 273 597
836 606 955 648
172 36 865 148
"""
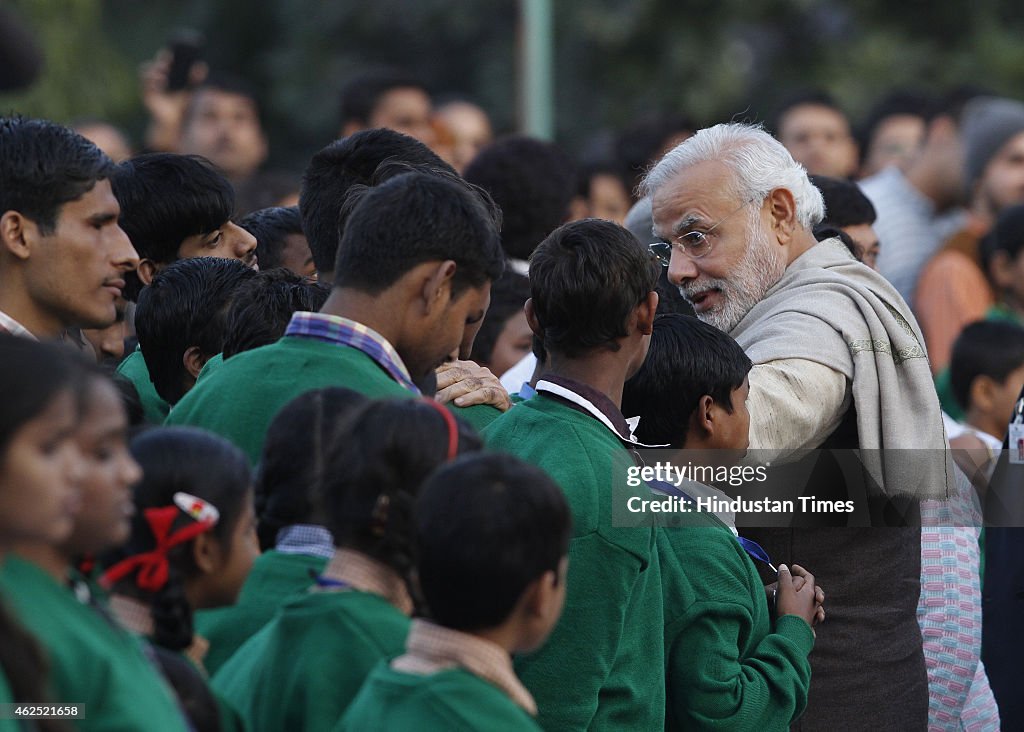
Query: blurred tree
0 0 137 131
4 0 1024 169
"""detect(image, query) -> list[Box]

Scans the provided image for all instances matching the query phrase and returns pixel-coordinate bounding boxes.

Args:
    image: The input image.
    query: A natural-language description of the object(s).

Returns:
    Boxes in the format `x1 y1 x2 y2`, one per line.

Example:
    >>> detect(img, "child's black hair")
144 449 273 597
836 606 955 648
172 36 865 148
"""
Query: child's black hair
135 257 256 404
333 171 504 298
319 399 482 584
0 335 81 455
298 128 455 276
110 153 236 301
622 313 753 448
809 174 877 228
255 387 368 551
464 135 578 261
529 218 660 358
950 320 1024 412
469 271 530 367
238 206 304 272
221 268 330 360
103 427 252 652
416 452 571 631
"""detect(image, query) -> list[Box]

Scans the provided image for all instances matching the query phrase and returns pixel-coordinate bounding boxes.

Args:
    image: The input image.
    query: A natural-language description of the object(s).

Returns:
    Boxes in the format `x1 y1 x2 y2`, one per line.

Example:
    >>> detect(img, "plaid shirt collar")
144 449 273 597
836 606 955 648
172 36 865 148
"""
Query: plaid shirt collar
393 619 537 715
284 312 419 394
317 548 414 616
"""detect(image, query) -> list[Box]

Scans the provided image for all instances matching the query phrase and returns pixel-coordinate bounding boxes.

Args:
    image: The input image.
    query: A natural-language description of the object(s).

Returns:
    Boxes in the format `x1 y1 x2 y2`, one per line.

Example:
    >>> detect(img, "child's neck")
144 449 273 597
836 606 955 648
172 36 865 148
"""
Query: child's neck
468 622 523 657
545 353 630 409
966 412 1004 442
10 542 68 582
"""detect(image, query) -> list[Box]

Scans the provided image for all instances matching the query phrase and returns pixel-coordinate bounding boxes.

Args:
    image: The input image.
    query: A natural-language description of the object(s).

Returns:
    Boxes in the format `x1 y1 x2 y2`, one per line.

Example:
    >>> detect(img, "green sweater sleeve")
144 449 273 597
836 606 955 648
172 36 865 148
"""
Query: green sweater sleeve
662 529 813 731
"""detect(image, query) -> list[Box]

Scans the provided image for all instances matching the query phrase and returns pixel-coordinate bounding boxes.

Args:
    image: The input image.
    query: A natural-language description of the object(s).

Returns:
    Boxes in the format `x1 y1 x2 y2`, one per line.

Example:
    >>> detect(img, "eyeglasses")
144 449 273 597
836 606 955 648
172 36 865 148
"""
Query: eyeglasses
649 197 757 265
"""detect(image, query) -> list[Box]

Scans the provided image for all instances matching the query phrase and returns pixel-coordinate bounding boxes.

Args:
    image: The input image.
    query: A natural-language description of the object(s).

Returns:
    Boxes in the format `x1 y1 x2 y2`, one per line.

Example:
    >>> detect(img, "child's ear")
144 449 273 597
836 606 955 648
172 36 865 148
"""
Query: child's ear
691 394 717 440
191 532 221 575
970 375 997 414
182 346 208 381
524 298 543 338
637 291 659 335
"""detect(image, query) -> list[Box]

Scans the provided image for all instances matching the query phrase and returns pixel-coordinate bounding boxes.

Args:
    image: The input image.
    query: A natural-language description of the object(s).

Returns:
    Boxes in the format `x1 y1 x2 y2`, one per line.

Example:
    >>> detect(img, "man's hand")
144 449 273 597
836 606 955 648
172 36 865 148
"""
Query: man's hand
139 48 207 152
775 564 825 633
435 360 512 411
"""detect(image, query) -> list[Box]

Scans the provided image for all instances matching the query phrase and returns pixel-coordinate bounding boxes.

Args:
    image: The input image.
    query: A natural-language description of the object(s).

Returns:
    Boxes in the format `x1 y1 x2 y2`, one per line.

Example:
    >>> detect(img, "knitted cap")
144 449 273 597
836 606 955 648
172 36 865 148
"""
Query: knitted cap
961 96 1024 190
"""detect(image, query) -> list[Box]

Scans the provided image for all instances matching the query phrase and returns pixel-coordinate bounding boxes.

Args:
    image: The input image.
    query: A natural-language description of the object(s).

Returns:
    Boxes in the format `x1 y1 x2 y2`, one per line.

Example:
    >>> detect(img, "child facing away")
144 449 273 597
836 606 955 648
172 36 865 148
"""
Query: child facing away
338 452 572 731
196 387 368 675
212 398 482 732
622 313 825 731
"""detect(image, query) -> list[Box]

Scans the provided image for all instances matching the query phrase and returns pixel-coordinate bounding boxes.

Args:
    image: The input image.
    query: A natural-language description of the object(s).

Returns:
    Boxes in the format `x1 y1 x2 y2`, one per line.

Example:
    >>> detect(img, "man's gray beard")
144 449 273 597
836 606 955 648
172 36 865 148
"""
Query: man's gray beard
680 216 787 333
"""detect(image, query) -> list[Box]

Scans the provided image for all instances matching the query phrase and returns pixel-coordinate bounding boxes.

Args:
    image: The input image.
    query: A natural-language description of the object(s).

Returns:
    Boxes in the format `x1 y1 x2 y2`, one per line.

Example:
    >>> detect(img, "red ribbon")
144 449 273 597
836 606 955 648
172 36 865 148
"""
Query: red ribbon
100 506 215 592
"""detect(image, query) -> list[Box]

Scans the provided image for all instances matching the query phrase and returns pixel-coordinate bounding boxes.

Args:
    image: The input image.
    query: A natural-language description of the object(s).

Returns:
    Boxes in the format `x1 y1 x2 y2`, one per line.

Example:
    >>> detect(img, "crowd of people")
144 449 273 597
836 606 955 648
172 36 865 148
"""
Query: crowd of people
0 43 1022 732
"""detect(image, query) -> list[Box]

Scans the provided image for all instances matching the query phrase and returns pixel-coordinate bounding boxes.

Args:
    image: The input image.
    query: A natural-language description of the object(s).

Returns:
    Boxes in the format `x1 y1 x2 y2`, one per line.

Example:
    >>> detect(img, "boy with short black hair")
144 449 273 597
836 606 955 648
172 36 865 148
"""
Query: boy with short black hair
221 268 329 360
299 128 454 284
134 256 255 406
239 205 314 278
339 452 571 731
621 313 824 730
112 152 258 422
951 320 1024 454
483 217 664 730
168 171 505 464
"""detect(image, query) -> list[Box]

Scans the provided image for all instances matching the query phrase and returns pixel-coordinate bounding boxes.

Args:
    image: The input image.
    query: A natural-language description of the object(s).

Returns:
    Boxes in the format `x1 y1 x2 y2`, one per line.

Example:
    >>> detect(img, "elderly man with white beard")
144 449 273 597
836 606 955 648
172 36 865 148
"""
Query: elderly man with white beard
643 123 954 732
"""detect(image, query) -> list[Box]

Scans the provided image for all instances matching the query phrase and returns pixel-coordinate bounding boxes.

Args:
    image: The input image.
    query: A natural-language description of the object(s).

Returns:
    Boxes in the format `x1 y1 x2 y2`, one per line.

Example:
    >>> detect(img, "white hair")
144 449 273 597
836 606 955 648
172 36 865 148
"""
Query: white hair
640 122 825 230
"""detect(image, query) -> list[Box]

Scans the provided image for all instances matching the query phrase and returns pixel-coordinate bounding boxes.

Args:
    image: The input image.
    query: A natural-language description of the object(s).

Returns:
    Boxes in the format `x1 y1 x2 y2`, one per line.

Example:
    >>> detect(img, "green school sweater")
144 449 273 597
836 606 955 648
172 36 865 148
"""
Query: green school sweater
482 395 665 731
211 589 410 732
195 550 328 676
658 523 814 731
337 662 542 732
0 556 188 732
166 336 500 464
116 347 170 424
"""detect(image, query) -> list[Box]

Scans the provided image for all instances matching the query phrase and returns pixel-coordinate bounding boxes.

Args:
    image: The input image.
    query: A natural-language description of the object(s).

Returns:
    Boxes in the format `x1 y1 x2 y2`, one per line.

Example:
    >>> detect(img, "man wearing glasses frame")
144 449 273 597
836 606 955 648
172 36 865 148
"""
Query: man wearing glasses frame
642 122 954 731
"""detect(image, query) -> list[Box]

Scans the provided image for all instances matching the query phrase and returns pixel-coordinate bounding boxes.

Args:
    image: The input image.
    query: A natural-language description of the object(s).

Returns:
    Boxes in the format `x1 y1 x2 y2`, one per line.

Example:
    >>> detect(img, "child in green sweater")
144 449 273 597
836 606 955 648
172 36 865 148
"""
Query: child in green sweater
339 452 572 731
622 313 825 731
101 426 259 732
0 353 190 732
483 218 665 730
168 168 508 463
213 398 483 731
197 386 368 675
0 338 99 730
111 152 259 423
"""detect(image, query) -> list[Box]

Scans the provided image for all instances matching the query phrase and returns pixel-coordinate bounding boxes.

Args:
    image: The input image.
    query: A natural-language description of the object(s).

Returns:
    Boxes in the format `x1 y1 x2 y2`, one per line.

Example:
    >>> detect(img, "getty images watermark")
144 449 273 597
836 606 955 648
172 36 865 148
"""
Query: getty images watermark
610 448 1024 528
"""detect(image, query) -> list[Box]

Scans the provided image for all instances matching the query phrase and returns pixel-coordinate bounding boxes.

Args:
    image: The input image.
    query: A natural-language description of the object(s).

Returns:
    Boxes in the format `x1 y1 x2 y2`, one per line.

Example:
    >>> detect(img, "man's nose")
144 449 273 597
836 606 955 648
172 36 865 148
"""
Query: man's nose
112 225 140 272
667 249 699 287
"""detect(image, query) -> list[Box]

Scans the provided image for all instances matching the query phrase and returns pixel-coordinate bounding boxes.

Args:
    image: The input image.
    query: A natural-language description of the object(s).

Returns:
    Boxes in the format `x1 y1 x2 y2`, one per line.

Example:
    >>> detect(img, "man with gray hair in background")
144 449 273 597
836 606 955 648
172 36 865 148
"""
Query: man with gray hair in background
643 123 953 730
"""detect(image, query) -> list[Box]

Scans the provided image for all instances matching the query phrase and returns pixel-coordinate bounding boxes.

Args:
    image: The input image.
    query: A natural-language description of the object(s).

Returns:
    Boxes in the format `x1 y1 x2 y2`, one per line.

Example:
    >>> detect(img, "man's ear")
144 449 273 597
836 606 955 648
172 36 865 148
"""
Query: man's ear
137 258 159 286
524 298 543 338
0 211 35 260
182 346 209 381
191 531 220 575
522 568 560 621
766 187 798 244
419 260 457 315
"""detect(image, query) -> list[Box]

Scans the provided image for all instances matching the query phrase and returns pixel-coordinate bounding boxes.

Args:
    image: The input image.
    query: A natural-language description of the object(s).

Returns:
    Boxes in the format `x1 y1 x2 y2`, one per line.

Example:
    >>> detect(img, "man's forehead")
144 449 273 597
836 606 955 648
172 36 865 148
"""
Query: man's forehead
62 178 119 216
650 161 735 231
